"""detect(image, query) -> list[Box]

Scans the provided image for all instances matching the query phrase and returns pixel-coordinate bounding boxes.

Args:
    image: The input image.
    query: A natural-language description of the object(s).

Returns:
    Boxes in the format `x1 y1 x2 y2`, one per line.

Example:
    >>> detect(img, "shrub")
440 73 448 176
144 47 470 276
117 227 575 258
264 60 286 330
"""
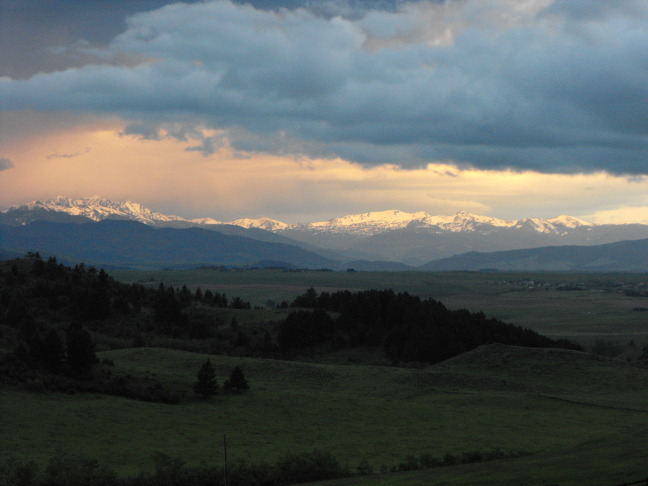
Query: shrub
274 449 348 485
43 454 117 486
0 456 39 486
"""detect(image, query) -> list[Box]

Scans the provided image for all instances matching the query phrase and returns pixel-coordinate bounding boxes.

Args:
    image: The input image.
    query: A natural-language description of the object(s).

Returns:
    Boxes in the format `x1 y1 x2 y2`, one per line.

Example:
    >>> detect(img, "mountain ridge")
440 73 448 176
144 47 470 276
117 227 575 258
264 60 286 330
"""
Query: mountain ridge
420 238 648 272
0 219 338 270
4 196 612 235
1 219 647 273
4 196 648 268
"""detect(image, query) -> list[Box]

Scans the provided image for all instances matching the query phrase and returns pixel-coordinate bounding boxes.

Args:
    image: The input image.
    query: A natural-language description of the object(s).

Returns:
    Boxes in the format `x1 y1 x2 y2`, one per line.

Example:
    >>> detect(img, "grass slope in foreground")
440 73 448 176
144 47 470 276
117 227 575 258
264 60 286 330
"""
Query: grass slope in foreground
308 429 648 486
2 345 648 484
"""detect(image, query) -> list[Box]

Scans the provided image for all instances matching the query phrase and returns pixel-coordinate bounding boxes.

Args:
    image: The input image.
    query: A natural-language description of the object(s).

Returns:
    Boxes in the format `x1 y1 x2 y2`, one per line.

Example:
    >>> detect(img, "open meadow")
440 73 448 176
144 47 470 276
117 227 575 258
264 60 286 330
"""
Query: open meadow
2 344 648 484
3 266 648 485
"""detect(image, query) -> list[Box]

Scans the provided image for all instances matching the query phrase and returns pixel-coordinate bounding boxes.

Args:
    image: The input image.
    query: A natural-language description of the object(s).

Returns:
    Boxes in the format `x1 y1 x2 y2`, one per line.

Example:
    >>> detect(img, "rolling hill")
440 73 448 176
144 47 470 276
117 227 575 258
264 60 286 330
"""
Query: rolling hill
0 220 337 270
420 238 648 272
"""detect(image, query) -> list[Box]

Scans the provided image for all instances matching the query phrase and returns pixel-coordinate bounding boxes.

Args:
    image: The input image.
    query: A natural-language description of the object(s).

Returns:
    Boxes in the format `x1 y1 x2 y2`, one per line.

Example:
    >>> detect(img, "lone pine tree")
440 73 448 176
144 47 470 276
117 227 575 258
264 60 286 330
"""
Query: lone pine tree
224 366 249 393
193 359 218 398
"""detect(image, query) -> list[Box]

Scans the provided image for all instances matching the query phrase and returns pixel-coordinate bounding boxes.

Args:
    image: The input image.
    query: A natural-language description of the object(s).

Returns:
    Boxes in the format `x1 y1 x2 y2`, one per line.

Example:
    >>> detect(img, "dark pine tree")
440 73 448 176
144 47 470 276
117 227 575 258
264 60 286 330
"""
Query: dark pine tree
194 287 204 302
66 322 97 375
223 366 249 393
193 359 218 398
42 328 65 373
30 252 45 276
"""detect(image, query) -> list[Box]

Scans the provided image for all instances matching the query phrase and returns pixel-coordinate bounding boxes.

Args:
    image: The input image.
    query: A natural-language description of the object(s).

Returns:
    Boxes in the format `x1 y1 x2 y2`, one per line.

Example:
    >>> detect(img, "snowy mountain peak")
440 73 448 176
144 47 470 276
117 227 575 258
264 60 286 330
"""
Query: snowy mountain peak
18 196 186 225
313 210 428 226
306 210 432 234
26 195 75 209
547 215 595 228
190 217 223 225
292 209 597 236
230 218 289 231
6 196 601 237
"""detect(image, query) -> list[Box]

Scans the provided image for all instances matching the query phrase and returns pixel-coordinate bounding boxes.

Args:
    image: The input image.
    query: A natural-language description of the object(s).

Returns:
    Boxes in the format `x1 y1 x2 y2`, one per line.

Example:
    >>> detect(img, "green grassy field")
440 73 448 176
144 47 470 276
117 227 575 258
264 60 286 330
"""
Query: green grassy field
306 429 648 486
3 345 648 484
3 268 648 484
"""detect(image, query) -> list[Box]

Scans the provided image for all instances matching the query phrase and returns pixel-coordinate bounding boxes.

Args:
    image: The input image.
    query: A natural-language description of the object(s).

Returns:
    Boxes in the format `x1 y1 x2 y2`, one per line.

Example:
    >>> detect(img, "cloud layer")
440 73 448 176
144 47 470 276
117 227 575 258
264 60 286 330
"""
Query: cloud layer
2 119 647 223
1 0 647 174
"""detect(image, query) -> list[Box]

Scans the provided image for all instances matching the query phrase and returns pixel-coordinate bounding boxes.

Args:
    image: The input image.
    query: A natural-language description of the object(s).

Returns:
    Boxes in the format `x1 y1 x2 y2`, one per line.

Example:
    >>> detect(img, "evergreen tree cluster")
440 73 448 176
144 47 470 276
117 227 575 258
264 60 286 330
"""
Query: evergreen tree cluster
193 360 249 398
0 254 253 346
152 283 249 337
284 288 582 364
12 319 97 376
0 254 260 400
0 255 103 376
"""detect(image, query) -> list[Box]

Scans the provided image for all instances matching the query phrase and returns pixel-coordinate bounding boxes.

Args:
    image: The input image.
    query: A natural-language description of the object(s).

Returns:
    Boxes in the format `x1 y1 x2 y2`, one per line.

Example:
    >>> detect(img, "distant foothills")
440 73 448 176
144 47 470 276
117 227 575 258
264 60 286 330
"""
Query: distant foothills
1 196 647 272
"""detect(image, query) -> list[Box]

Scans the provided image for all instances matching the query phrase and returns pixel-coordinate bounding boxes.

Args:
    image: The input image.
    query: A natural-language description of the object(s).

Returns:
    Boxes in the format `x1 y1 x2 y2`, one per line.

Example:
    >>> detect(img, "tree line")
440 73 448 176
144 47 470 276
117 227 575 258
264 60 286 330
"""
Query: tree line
281 288 582 364
1 254 582 379
0 254 258 401
1 253 254 348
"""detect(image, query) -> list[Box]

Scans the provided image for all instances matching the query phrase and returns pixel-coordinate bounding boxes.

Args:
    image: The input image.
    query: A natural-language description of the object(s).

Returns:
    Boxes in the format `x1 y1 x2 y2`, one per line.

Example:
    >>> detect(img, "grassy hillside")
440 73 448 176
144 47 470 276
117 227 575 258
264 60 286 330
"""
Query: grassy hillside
3 345 648 483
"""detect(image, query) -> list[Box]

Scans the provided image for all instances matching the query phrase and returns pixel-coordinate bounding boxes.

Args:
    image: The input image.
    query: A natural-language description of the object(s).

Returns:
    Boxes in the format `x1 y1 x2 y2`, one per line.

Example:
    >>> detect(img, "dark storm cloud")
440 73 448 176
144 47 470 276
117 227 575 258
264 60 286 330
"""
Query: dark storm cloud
1 0 646 174
0 158 14 170
0 0 409 78
0 0 181 78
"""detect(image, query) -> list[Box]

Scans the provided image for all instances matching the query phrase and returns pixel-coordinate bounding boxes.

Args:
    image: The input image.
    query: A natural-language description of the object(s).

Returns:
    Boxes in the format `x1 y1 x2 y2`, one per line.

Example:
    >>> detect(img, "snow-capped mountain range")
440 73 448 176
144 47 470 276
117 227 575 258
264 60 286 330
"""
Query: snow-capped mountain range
7 196 596 236
2 196 648 268
290 209 594 235
19 195 188 226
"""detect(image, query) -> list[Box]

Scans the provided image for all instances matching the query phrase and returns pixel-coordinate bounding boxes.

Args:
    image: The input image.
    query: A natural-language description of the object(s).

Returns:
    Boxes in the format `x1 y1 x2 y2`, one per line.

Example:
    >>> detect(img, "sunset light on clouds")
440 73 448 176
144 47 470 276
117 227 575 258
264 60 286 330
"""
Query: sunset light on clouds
1 0 647 223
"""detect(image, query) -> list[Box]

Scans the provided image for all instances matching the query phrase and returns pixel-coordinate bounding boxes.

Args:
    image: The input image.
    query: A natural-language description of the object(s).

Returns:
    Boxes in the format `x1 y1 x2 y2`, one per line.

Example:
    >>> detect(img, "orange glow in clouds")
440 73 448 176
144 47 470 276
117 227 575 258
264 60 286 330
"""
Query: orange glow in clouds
1 120 647 223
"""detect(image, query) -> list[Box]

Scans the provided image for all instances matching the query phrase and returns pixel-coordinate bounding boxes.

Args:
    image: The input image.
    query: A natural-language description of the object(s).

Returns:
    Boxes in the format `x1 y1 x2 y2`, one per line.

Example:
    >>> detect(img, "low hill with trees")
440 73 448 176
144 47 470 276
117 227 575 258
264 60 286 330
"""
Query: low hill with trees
0 254 262 401
282 288 581 364
1 254 581 392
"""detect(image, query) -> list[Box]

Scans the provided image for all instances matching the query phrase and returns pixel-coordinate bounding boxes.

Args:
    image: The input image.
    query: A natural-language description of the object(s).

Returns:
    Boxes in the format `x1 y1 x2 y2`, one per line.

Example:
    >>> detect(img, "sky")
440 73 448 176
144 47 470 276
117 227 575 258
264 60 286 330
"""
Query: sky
1 0 647 224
